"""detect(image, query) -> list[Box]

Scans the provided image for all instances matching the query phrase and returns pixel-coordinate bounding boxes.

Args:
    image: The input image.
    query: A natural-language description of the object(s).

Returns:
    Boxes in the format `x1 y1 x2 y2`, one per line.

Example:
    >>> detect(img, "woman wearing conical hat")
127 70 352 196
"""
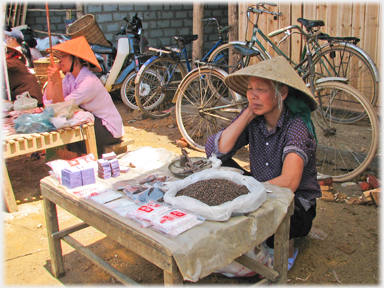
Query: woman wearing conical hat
4 45 43 104
44 36 124 158
205 56 321 271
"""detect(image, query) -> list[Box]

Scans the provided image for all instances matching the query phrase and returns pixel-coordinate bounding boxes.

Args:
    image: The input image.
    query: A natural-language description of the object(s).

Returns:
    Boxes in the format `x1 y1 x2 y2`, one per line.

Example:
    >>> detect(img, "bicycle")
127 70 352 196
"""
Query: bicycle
175 3 379 182
209 3 379 108
134 18 231 119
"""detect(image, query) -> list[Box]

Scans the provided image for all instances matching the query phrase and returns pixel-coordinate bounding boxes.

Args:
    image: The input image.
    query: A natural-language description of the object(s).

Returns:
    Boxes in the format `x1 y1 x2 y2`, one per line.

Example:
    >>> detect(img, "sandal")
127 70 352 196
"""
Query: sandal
288 247 299 271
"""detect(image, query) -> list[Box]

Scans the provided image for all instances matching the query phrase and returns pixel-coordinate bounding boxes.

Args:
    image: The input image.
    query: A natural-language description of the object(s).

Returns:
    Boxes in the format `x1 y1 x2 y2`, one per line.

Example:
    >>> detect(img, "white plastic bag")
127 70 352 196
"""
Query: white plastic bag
163 169 267 221
13 91 38 111
214 243 273 277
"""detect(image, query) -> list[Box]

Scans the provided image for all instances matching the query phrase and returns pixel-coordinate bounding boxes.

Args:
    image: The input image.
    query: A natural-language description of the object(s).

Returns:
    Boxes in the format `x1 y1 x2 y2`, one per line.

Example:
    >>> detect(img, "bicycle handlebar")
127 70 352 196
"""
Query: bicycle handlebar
257 2 277 7
268 25 303 37
248 6 281 16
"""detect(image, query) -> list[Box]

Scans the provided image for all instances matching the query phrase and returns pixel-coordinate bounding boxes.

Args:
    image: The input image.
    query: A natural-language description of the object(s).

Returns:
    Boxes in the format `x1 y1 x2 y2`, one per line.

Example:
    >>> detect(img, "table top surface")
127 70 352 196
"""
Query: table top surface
40 159 294 282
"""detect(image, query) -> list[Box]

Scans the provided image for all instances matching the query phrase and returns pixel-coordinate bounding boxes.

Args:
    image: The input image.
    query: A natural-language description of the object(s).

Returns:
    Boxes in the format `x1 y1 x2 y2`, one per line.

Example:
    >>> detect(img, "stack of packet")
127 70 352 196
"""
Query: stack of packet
151 210 204 237
109 158 120 177
97 152 121 179
97 159 112 179
127 201 171 227
127 201 205 236
61 165 96 189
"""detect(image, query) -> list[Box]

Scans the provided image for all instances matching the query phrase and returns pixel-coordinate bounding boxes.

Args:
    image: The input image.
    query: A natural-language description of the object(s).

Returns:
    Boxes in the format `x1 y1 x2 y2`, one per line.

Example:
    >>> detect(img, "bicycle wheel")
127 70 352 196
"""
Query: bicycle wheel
313 81 379 182
175 67 247 152
208 42 265 74
312 44 379 108
135 56 187 119
120 71 138 110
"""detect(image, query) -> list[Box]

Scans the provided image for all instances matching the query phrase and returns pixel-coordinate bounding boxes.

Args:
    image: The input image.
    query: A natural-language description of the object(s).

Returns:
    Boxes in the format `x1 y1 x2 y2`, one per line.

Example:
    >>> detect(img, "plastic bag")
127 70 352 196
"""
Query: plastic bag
50 111 95 129
47 99 80 118
163 169 267 221
214 244 273 277
13 106 56 133
13 91 38 111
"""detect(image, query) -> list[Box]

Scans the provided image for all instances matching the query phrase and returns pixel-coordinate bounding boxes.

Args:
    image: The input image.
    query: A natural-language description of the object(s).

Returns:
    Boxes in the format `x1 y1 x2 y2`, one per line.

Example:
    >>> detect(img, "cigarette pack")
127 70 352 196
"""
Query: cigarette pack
78 165 96 186
61 167 82 189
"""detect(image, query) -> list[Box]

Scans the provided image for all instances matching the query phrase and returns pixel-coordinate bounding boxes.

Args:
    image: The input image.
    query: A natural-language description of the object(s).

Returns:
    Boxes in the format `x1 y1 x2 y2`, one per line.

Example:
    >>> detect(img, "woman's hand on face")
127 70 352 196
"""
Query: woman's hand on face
243 105 258 122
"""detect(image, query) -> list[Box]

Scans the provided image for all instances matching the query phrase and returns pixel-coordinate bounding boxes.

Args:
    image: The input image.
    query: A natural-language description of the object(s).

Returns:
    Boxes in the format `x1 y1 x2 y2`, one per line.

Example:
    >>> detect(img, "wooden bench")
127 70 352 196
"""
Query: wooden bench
103 137 134 155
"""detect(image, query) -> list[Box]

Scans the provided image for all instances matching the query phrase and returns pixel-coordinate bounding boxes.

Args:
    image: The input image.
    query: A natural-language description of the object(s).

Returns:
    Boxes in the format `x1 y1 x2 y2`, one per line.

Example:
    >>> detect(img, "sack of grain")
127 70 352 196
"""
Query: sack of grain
163 169 266 221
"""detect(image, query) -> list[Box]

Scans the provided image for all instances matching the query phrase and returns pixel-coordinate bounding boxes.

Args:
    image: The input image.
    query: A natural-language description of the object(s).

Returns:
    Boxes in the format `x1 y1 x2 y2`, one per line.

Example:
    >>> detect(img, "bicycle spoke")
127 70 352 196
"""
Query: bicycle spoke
176 68 244 151
313 82 378 182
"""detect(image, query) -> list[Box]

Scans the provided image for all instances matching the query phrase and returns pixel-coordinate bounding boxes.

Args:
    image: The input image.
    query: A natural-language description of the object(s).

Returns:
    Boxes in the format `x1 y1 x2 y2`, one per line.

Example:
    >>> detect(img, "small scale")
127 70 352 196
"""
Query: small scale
168 141 211 178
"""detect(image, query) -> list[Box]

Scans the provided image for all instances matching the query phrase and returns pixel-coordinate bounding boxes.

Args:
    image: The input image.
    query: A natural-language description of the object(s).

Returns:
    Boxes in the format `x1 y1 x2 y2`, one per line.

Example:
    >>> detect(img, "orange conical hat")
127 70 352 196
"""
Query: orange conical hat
48 36 101 72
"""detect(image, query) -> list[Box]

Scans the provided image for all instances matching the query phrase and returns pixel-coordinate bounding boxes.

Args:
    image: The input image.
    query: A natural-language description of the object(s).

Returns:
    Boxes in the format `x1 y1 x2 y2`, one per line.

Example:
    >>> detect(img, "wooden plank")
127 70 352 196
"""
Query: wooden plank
275 3 290 58
82 124 98 159
291 2 303 64
2 160 18 213
42 196 65 277
235 254 279 281
62 235 139 285
192 3 204 63
265 4 280 57
238 2 248 42
52 222 90 239
21 3 28 25
273 198 293 283
40 181 175 274
364 4 380 62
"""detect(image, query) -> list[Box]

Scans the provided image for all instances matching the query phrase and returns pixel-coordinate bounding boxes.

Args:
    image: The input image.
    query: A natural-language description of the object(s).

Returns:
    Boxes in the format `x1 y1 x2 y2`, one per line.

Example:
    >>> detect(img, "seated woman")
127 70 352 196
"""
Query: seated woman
4 29 34 67
4 45 43 105
44 36 124 158
205 56 321 270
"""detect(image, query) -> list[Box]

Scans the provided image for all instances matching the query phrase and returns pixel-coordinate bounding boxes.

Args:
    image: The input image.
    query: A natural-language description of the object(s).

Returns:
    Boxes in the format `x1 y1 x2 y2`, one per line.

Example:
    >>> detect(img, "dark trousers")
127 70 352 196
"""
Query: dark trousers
221 158 316 248
68 116 122 158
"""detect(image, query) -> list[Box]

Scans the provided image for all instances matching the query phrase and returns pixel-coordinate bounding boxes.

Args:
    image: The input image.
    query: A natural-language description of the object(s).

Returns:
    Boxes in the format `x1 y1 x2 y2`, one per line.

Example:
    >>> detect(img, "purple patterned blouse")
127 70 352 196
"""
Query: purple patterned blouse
205 105 321 211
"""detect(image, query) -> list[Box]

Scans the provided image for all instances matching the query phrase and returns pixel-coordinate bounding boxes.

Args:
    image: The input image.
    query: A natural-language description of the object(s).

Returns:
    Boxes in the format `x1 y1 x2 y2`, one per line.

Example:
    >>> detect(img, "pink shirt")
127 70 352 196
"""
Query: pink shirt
44 67 124 138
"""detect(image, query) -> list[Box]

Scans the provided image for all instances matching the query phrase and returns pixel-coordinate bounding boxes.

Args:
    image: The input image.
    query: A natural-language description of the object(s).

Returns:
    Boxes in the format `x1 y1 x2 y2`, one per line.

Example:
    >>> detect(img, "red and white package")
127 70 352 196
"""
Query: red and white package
151 210 204 236
46 153 96 184
71 184 107 199
127 201 170 227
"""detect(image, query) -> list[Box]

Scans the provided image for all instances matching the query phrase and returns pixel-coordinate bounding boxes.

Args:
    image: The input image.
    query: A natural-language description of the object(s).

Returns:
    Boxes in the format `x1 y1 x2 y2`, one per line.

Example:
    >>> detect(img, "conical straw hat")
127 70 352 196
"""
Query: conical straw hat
224 56 318 111
48 36 101 72
4 45 26 65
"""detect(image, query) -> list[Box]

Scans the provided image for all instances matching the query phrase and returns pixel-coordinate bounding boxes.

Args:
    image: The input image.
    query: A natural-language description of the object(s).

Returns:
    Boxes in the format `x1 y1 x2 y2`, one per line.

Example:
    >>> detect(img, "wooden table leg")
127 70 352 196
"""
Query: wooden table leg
2 160 17 213
273 199 294 283
43 196 66 278
163 258 183 285
83 124 98 160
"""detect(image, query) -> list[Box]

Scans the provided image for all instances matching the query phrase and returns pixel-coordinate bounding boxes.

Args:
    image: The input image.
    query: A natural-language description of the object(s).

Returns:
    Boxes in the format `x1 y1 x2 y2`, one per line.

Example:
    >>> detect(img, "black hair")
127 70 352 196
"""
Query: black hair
23 35 37 48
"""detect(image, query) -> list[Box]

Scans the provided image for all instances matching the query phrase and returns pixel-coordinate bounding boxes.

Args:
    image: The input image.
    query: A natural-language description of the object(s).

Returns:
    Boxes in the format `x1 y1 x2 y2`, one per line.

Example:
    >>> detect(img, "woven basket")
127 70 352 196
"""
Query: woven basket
33 57 59 76
66 14 110 46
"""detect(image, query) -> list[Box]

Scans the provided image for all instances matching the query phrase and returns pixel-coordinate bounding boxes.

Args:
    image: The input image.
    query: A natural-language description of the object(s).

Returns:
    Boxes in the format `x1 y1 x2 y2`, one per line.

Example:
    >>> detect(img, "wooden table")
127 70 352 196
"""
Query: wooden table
40 176 294 285
3 123 97 213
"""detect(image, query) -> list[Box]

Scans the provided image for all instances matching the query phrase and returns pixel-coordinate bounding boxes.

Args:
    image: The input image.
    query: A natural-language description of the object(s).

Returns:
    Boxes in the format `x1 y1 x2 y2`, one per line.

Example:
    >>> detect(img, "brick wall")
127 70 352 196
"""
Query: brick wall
24 3 228 57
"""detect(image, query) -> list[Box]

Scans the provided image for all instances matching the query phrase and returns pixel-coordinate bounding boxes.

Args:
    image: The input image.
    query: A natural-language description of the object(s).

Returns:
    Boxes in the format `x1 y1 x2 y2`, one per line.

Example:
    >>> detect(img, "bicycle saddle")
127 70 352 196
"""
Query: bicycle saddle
233 45 260 57
91 44 116 55
174 34 198 45
297 18 325 29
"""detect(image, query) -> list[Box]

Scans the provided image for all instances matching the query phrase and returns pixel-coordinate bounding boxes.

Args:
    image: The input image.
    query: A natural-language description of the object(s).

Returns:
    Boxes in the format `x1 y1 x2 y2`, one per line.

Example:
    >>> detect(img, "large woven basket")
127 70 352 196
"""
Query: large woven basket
66 14 110 46
33 57 60 76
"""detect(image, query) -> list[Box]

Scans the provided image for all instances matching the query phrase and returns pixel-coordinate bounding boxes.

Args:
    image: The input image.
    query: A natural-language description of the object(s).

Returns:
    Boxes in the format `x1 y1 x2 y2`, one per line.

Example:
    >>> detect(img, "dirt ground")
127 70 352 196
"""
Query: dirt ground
3 96 381 285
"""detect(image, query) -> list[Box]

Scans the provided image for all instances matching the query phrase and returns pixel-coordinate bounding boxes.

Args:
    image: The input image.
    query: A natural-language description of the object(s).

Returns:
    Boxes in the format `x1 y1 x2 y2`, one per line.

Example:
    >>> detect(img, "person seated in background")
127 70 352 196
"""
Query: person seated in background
23 35 43 61
4 45 43 105
205 56 322 271
4 29 34 67
44 36 124 158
